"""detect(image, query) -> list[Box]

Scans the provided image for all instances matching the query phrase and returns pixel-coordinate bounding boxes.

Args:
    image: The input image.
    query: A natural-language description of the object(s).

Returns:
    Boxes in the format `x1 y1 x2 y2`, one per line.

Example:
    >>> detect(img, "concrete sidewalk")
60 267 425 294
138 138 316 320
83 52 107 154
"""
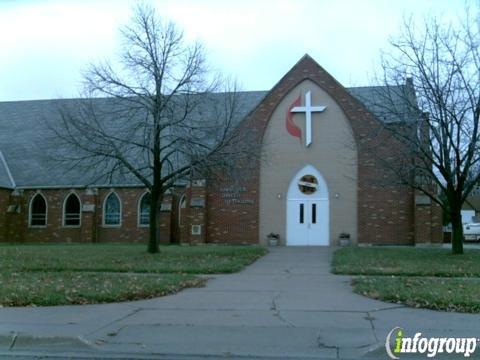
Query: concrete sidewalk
1 247 480 359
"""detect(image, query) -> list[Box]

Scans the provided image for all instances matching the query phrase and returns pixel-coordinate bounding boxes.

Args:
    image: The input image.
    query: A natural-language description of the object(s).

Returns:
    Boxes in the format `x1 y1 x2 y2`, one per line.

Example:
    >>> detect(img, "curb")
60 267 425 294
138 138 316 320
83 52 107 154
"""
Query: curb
0 332 92 351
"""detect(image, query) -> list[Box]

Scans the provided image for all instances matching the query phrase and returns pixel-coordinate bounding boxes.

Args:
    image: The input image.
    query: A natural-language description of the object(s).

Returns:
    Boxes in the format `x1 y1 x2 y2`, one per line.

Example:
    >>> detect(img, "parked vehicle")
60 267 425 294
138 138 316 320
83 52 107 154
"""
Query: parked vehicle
464 223 480 241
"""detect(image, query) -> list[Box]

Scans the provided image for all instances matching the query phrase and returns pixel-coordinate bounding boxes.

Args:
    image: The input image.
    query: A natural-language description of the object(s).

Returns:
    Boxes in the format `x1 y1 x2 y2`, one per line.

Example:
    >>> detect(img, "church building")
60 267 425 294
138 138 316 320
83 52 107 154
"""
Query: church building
0 55 442 246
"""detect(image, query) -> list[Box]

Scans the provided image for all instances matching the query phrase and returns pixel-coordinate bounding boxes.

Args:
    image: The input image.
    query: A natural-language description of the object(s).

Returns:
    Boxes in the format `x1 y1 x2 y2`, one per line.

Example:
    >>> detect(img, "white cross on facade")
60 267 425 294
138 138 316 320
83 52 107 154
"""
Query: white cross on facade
290 90 327 146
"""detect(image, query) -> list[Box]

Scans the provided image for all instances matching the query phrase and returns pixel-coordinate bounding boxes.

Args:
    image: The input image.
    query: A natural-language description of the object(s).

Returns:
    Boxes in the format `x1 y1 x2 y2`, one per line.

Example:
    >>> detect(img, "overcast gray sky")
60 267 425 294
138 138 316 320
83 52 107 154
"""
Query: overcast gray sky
0 0 467 101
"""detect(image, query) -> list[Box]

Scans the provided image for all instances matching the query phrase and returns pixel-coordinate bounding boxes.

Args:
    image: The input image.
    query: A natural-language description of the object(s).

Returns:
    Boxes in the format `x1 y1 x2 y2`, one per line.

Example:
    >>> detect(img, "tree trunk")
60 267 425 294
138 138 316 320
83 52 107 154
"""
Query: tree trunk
450 208 464 255
148 189 161 254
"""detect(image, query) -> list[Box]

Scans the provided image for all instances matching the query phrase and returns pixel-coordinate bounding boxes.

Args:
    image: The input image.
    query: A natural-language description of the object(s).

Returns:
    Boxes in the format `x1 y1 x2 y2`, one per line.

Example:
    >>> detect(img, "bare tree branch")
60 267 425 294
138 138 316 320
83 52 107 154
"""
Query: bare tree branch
369 9 480 254
51 4 260 253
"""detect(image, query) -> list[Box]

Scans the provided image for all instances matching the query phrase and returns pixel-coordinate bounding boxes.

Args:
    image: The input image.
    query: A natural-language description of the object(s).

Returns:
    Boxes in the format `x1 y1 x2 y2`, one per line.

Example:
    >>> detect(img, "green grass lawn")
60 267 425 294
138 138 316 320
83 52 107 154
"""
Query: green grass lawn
333 247 480 313
332 247 480 277
353 276 480 313
1 244 266 274
0 244 267 306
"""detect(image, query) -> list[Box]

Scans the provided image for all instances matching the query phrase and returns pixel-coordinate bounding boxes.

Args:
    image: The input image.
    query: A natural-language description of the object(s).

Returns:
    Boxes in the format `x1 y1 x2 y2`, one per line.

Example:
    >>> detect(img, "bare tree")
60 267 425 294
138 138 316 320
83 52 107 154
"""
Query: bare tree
52 4 258 253
370 11 480 254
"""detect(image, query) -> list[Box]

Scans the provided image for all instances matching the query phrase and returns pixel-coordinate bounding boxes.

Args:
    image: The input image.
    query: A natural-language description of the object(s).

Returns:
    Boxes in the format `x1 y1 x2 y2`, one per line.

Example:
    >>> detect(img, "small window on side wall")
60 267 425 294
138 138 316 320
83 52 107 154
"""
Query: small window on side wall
63 193 81 227
29 193 47 227
139 192 150 226
103 192 121 226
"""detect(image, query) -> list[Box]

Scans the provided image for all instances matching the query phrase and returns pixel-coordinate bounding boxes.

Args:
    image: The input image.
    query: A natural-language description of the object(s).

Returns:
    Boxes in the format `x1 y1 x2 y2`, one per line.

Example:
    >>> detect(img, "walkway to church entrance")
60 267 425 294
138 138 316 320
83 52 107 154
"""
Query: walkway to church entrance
1 247 480 359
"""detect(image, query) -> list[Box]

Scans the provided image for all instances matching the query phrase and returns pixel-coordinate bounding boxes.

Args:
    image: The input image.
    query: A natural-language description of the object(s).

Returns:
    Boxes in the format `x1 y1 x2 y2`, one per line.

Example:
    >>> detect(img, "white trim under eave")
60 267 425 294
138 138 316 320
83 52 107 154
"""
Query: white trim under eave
14 182 187 190
15 184 146 190
0 150 16 188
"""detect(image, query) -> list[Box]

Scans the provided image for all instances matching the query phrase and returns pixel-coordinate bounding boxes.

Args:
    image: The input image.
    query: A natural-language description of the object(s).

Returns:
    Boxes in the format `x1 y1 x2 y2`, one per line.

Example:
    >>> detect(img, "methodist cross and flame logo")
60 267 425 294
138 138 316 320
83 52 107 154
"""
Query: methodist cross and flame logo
285 90 327 147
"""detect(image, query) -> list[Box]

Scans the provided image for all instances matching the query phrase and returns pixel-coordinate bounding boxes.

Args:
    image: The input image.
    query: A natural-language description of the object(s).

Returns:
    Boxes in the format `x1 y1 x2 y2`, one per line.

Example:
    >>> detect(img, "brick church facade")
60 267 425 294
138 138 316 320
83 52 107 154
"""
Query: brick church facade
0 55 442 246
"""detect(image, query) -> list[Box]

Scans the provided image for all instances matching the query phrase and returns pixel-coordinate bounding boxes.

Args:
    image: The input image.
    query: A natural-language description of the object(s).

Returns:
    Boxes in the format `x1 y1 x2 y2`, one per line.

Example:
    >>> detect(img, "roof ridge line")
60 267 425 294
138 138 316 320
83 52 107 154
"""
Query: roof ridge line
346 84 405 89
0 90 272 104
0 149 16 188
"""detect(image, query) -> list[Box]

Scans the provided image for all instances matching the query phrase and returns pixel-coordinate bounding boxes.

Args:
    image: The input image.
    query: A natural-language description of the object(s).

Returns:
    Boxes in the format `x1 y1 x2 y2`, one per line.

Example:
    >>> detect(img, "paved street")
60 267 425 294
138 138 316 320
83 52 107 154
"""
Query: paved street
1 247 480 359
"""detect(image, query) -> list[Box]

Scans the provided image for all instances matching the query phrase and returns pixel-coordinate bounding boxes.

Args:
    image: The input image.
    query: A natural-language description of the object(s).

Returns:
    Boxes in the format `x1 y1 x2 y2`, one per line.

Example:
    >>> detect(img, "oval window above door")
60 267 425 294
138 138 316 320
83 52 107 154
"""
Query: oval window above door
298 175 318 195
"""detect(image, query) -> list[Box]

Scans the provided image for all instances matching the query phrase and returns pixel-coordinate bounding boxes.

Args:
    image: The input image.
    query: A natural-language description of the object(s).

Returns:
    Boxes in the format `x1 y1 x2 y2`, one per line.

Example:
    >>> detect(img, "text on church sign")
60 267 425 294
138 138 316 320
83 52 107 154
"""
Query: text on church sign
220 186 255 205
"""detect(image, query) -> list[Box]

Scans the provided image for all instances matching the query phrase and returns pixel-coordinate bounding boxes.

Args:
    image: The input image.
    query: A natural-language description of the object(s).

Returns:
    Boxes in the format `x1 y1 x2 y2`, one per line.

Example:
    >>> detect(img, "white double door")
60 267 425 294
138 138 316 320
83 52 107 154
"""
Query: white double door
287 199 329 246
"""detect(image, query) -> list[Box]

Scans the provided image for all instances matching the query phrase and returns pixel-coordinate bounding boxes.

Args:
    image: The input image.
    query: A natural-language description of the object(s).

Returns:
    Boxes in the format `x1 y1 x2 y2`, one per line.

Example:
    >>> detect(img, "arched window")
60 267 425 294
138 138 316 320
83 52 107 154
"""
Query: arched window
103 192 121 226
138 192 150 226
29 193 47 227
180 194 187 209
63 193 81 227
178 194 187 225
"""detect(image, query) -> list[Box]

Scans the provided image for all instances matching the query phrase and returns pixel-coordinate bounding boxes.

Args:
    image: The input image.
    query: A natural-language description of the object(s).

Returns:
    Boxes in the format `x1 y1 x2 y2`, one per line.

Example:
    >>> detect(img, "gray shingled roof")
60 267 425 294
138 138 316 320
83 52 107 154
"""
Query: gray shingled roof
0 86 407 189
347 85 418 123
0 92 267 188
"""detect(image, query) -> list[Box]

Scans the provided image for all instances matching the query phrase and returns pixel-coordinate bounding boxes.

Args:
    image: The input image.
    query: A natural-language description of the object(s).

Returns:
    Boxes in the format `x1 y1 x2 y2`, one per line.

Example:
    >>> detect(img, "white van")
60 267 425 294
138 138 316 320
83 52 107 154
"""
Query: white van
464 223 480 241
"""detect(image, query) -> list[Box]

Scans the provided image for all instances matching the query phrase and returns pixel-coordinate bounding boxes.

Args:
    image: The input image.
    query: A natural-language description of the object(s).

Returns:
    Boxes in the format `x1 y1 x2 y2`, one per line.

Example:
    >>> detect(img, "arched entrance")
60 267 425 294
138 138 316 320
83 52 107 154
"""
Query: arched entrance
286 165 329 246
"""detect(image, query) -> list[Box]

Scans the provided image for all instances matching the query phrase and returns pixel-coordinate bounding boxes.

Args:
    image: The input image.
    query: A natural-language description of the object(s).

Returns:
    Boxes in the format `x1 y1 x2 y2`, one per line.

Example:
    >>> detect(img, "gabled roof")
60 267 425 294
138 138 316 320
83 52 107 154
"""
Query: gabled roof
0 92 267 188
0 84 409 189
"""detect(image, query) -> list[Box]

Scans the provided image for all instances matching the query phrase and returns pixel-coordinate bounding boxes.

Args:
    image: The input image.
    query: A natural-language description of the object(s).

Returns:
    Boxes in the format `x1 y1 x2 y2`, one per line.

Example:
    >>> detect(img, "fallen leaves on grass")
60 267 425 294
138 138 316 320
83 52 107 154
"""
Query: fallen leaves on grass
352 276 480 313
0 272 205 307
0 244 267 274
332 247 480 277
0 244 267 307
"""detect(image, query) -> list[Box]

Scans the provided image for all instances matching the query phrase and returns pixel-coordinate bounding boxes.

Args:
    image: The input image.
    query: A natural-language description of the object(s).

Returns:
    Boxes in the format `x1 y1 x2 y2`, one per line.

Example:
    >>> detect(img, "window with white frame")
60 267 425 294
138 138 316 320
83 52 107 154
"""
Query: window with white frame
180 194 187 209
103 192 121 226
63 193 81 226
138 192 150 226
29 193 47 227
178 194 187 225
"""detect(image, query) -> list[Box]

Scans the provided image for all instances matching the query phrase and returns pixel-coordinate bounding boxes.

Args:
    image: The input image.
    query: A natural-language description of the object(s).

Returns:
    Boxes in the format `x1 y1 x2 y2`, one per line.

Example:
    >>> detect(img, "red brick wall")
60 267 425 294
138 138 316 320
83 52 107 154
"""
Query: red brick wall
184 183 207 244
188 55 420 245
359 185 415 245
414 196 443 244
0 188 9 241
80 189 96 243
96 188 149 243
95 188 172 244
0 187 172 244
173 183 210 244
234 55 418 245
206 179 258 244
20 189 84 243
3 190 25 242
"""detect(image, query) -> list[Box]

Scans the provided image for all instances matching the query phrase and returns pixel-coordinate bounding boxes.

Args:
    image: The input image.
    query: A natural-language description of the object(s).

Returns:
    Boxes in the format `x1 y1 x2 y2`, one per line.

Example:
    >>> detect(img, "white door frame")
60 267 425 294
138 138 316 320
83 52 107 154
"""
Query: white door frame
286 165 329 246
